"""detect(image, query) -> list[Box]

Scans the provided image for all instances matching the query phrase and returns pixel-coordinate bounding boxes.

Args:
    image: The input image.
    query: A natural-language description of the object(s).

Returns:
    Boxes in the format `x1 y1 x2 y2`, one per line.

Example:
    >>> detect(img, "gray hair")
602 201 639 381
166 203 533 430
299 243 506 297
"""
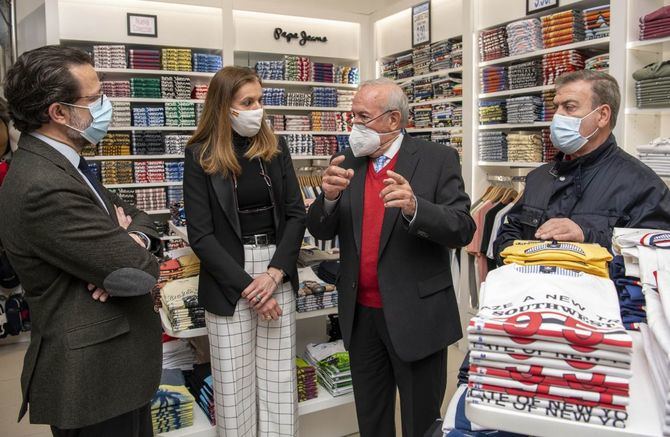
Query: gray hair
555 70 621 129
358 77 410 127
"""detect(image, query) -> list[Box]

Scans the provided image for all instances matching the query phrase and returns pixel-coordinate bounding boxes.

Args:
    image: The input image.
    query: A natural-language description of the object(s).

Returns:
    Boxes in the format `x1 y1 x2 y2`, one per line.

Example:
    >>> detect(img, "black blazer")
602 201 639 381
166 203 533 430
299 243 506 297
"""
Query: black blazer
307 135 475 362
0 134 161 428
184 137 306 316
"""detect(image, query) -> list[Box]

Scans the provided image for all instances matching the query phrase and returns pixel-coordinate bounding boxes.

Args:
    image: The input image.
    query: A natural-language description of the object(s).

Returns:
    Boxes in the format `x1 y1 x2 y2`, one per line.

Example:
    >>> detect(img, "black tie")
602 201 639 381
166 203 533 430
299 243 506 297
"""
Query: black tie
77 156 108 209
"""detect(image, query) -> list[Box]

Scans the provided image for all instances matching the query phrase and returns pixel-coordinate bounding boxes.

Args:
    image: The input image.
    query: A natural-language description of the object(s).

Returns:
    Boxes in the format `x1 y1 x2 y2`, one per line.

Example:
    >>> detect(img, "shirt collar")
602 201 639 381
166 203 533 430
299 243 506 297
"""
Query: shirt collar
30 131 80 169
382 133 404 160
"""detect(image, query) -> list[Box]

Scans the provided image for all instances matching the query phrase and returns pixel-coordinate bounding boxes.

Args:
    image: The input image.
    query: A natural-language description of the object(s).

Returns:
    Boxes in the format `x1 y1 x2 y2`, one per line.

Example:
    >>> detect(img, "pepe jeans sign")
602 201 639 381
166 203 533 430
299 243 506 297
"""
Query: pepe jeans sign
274 28 328 46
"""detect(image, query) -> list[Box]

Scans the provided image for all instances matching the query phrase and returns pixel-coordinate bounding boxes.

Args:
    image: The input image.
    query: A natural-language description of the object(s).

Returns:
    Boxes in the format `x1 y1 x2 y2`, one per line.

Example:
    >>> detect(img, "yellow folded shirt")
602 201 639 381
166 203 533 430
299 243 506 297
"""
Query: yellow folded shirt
501 241 612 278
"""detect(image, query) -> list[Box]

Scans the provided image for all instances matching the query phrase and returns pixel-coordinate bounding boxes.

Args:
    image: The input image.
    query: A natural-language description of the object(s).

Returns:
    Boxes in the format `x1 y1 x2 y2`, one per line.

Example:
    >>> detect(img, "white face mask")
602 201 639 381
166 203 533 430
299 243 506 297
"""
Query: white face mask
230 107 264 137
348 111 401 157
550 106 601 155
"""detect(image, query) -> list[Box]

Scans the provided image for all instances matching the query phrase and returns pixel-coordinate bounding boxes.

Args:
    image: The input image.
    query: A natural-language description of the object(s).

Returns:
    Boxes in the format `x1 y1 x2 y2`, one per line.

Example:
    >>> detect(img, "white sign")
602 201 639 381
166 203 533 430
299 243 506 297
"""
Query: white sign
412 2 430 47
127 13 158 38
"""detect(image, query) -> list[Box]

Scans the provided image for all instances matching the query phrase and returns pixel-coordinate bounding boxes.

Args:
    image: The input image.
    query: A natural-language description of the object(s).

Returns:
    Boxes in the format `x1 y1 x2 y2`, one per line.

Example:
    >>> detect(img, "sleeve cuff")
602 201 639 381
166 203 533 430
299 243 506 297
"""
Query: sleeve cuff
323 194 341 215
129 231 151 250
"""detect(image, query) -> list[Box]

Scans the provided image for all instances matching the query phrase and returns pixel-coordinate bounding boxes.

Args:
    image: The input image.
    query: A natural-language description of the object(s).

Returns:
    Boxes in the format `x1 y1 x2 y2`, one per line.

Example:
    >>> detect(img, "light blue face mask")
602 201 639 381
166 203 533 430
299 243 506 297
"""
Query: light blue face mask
549 106 602 155
60 95 113 145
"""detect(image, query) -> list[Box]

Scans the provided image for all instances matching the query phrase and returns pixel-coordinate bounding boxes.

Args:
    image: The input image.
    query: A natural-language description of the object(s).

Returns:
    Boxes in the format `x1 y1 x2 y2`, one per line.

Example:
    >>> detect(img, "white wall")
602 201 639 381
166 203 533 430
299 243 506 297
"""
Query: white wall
17 0 47 54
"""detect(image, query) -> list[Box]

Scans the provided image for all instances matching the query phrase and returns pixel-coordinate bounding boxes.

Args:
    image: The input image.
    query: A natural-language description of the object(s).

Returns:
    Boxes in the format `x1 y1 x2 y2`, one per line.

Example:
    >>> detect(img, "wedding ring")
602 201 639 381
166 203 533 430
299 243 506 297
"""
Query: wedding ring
255 295 262 303
265 315 271 320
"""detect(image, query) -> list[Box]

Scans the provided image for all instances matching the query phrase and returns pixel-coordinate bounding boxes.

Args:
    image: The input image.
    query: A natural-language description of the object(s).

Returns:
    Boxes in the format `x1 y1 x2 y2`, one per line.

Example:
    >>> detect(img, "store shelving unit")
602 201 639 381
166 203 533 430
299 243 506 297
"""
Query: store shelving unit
394 66 464 84
408 96 463 107
478 37 611 67
478 161 544 168
479 84 555 99
406 127 463 133
478 122 552 130
86 154 185 161
96 67 215 78
265 106 352 112
109 97 206 104
107 126 197 132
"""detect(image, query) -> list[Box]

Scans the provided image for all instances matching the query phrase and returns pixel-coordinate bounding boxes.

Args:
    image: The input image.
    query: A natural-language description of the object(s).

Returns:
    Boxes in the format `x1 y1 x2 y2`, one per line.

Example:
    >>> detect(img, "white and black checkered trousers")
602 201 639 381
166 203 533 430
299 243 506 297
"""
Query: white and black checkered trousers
205 244 297 437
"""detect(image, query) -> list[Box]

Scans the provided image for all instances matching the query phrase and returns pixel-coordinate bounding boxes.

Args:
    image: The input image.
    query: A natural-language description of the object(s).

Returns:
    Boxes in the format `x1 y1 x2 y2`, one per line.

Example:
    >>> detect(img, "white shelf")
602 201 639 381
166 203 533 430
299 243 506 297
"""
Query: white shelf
479 37 610 67
394 67 463 84
478 161 544 168
169 222 189 243
87 154 185 161
298 385 354 416
627 36 670 50
263 80 358 89
96 68 215 78
275 131 350 136
157 404 215 437
160 235 184 241
409 96 463 107
291 155 332 160
265 106 351 112
296 307 338 320
479 85 555 99
108 126 197 132
159 307 207 339
625 108 670 115
406 126 462 133
105 181 183 189
146 209 171 215
109 97 205 104
479 122 551 130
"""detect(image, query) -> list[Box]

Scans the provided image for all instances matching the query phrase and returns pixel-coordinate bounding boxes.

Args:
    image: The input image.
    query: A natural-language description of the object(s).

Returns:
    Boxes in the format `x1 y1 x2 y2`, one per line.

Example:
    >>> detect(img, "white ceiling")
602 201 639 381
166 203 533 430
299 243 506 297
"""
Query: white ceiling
285 0 397 15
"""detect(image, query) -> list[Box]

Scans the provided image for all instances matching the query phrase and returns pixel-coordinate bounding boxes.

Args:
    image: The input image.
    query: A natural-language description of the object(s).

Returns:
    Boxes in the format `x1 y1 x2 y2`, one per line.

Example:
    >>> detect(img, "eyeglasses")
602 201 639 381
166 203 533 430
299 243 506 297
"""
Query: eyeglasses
344 108 398 130
61 94 105 109
232 159 276 215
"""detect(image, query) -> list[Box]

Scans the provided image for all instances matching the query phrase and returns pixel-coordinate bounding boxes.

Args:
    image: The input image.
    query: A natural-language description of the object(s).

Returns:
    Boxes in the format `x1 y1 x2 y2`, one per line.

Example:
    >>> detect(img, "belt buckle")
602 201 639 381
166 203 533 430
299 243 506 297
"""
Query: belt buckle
255 234 268 246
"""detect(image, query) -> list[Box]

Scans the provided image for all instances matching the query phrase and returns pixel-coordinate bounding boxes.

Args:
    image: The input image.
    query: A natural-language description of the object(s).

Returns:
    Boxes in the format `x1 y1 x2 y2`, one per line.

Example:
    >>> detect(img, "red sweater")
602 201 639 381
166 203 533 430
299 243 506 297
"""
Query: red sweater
357 154 399 308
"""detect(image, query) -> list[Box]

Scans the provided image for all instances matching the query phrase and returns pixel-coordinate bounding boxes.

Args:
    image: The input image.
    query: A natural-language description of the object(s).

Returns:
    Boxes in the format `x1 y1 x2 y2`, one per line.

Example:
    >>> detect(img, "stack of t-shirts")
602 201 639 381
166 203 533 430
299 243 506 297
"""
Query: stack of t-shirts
161 340 196 371
585 54 610 72
305 340 353 397
501 240 612 277
195 104 204 124
337 112 353 132
284 115 311 132
313 63 334 83
382 59 398 80
128 49 160 70
132 131 165 155
412 43 432 75
168 187 184 206
451 41 464 68
432 76 458 99
479 26 508 62
541 89 557 121
400 82 414 106
191 85 209 100
480 66 507 93
184 364 215 425
284 55 312 82
479 100 506 125
639 5 670 41
506 18 543 56
98 133 131 156
284 134 314 156
165 102 196 127
262 88 286 106
541 10 585 49
296 280 337 313
192 53 222 73
170 201 186 227
268 114 286 131
310 112 338 132
636 136 670 176
413 105 432 129
111 102 132 127
583 5 610 40
109 188 135 205
508 60 542 89
633 61 670 109
162 48 192 72
160 276 205 332
609 255 646 330
337 90 355 109
130 77 161 98
478 131 507 162
286 92 312 107
432 104 460 127
256 60 285 80
430 39 452 71
467 259 632 429
543 50 586 85
339 65 359 85
133 106 165 127
507 131 543 162
159 253 200 283
297 358 319 402
505 96 542 123
93 45 127 69
541 128 558 162
135 188 167 211
413 77 433 102
101 161 134 185
102 80 131 97
164 134 190 155
336 135 350 152
313 136 339 156
151 368 195 434
396 52 414 79
134 160 165 183
161 76 192 100
312 87 338 107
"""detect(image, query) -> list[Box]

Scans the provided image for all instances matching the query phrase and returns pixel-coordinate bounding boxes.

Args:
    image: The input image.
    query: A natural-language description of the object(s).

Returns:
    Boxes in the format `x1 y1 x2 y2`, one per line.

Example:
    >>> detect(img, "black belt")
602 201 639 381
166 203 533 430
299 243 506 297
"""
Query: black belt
241 233 276 246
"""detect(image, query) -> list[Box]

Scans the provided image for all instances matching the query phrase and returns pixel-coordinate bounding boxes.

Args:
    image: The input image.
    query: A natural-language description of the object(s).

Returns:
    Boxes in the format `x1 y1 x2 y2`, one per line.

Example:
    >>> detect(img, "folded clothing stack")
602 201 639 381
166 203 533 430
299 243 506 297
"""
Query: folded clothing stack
585 53 610 72
542 49 586 85
337 112 353 132
413 77 433 103
134 160 166 183
101 160 134 185
160 276 205 332
284 55 312 82
161 338 195 371
382 59 398 80
151 368 195 434
478 131 507 162
412 43 432 76
413 105 432 129
165 102 196 127
268 114 286 131
101 80 130 97
541 89 556 121
432 75 461 99
313 136 339 156
506 18 543 56
507 131 543 162
639 4 670 41
505 95 542 123
161 76 192 100
297 358 319 402
109 188 135 205
310 112 338 132
284 115 311 132
451 40 464 68
479 26 508 62
430 39 452 71
312 87 338 107
98 133 131 156
111 102 132 128
135 187 167 211
479 99 506 125
164 134 190 155
184 364 215 425
305 340 352 397
159 253 200 283
432 104 461 128
583 4 610 40
336 66 359 85
262 88 286 106
132 131 165 155
192 53 222 73
191 85 209 100
256 60 284 80
541 128 558 162
162 48 192 72
633 61 670 109
195 104 204 124
286 92 312 107
480 66 507 93
130 77 161 98
636 136 670 176
284 134 314 156
400 82 414 107
508 59 542 89
396 52 414 79
133 106 165 127
541 9 585 49
337 90 355 109
93 45 127 69
609 255 646 329
128 49 160 70
313 62 334 83
167 187 184 206
297 280 338 312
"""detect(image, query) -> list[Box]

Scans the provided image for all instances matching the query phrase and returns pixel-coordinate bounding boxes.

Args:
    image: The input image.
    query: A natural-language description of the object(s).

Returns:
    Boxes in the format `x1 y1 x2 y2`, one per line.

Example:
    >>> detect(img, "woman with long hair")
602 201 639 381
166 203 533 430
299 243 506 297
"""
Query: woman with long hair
184 66 305 436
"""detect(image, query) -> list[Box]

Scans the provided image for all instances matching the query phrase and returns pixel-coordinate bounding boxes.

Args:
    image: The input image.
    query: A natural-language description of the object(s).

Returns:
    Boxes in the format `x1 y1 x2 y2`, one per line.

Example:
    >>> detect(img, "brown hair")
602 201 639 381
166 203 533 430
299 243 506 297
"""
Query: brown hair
555 70 621 129
188 66 278 176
